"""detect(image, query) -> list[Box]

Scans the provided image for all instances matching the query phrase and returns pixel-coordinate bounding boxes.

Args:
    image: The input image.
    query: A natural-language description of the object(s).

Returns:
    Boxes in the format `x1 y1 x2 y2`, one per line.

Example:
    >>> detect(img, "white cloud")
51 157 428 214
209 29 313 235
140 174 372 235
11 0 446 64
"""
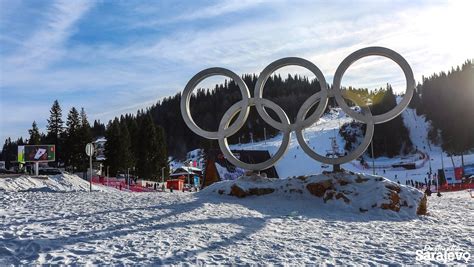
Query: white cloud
4 0 93 70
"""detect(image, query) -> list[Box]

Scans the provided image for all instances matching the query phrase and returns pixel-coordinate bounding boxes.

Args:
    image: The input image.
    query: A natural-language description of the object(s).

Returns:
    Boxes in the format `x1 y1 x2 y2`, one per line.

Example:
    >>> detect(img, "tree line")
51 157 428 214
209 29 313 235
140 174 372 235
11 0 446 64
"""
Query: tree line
0 101 168 180
411 60 474 156
339 85 413 158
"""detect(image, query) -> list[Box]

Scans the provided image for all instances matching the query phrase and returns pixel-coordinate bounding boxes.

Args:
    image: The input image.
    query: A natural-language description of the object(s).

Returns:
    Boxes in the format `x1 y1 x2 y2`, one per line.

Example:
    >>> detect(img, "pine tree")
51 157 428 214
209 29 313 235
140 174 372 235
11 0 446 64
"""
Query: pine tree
119 121 133 170
155 125 169 180
92 120 106 137
78 108 93 171
47 100 64 139
127 118 139 167
64 107 81 171
104 119 122 175
28 121 41 145
136 115 167 180
46 100 64 165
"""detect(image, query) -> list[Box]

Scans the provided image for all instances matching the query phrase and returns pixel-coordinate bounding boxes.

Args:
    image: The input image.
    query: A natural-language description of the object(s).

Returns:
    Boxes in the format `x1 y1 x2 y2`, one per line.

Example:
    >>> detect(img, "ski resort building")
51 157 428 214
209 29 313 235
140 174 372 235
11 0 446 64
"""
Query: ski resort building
94 137 107 161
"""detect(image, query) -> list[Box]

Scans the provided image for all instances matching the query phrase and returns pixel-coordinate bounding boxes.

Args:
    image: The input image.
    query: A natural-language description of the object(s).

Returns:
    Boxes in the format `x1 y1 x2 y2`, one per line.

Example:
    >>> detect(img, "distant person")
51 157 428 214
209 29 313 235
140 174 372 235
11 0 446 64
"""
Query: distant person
162 184 165 191
425 187 432 196
437 191 442 197
154 183 157 190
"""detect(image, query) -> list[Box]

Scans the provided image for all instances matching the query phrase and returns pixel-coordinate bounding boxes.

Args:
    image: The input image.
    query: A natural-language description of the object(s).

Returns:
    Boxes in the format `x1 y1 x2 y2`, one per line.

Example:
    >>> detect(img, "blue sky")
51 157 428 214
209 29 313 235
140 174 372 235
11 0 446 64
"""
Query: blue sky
1 0 473 143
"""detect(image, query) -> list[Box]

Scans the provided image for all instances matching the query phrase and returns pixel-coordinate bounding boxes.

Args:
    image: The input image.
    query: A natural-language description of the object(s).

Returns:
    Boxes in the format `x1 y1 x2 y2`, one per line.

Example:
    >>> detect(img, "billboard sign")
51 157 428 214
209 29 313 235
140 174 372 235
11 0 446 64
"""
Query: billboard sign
19 145 56 162
18 146 25 163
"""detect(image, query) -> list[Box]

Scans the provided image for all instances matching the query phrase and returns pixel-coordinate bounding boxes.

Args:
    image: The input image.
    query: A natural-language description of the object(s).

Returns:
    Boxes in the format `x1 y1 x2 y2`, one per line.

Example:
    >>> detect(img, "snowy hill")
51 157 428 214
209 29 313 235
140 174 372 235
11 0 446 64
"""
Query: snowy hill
0 173 109 192
227 106 474 183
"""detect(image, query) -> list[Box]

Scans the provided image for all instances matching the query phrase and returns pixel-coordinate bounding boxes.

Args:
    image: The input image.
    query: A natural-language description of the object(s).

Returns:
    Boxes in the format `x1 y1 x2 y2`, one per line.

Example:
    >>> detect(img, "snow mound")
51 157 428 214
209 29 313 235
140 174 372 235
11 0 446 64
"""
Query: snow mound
0 173 106 192
201 172 426 218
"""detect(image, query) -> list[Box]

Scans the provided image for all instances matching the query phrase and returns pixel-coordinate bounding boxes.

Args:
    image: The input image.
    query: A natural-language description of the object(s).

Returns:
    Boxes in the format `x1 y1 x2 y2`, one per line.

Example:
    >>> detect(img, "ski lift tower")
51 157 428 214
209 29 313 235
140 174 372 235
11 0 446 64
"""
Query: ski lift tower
326 129 344 172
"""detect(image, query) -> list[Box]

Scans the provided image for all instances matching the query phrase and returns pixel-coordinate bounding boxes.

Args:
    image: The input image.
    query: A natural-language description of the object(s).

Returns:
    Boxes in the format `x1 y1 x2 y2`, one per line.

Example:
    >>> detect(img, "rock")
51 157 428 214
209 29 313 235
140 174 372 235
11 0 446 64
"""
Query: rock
380 191 401 212
355 175 369 183
289 188 303 194
385 184 401 193
306 180 333 197
338 179 351 186
244 170 254 176
417 194 428 215
335 192 351 204
248 188 275 196
297 175 308 181
229 185 247 198
323 191 335 203
218 189 225 195
229 184 275 198
359 208 368 213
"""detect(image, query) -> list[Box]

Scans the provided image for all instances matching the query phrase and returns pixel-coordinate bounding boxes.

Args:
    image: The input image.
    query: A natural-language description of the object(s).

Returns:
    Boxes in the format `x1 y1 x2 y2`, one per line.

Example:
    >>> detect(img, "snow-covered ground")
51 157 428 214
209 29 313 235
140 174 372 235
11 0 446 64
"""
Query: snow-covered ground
0 187 472 265
0 174 109 192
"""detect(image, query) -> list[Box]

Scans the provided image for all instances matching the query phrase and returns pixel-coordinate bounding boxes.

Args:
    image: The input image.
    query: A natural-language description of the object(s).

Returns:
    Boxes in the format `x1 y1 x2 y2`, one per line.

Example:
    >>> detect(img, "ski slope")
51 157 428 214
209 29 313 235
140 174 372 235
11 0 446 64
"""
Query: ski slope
229 106 474 183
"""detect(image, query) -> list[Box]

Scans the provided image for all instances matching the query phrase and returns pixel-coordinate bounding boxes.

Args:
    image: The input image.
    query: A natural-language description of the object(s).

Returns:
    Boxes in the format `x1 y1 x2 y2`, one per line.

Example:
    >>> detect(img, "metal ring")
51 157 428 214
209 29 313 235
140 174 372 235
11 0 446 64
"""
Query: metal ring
295 94 374 165
180 67 251 139
181 47 413 171
218 98 291 170
254 57 329 131
332 46 415 124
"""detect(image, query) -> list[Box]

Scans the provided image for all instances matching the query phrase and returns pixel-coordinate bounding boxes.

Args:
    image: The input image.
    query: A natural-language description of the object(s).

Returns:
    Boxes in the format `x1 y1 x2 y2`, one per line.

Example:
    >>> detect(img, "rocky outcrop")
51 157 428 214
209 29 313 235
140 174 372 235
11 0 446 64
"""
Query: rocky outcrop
202 172 427 217
306 180 333 197
229 184 275 198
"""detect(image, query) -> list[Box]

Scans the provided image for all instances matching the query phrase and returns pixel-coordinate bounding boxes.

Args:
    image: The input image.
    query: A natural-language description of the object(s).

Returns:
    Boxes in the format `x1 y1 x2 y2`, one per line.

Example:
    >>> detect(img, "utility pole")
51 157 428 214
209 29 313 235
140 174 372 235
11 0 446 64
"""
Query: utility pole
85 143 94 192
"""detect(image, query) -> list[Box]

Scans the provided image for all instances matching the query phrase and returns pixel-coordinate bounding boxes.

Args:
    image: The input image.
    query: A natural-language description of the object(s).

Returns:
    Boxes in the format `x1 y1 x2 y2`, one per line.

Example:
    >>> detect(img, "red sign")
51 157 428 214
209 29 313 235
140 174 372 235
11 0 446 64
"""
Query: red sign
454 167 463 180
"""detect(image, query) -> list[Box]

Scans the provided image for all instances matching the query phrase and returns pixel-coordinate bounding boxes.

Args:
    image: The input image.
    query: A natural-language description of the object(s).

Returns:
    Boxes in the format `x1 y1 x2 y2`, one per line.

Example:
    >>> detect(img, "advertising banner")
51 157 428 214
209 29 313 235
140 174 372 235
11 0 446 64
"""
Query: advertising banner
17 146 25 163
22 145 56 162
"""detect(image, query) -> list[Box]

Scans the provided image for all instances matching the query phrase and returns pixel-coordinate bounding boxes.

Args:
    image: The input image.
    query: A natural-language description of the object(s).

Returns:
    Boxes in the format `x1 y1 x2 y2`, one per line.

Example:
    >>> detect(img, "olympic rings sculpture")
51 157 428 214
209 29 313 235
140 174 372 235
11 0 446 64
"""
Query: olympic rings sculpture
181 47 415 170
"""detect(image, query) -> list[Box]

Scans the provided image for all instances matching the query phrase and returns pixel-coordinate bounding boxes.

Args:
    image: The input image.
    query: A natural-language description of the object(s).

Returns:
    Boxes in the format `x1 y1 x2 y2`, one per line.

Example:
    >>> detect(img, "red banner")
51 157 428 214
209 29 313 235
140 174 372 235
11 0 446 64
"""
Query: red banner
454 167 463 180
